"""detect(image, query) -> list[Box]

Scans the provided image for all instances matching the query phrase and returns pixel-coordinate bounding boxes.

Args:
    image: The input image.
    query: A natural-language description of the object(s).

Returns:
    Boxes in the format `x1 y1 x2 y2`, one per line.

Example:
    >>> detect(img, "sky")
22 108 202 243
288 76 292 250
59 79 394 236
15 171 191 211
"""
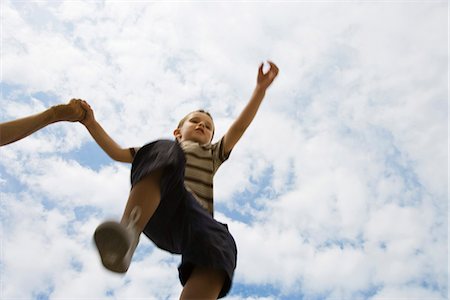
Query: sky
0 1 448 299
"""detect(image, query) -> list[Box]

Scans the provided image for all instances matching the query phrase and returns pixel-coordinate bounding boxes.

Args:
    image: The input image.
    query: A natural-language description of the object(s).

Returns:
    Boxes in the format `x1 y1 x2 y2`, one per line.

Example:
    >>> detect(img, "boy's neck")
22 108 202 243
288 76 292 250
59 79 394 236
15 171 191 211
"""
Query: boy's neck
180 138 210 146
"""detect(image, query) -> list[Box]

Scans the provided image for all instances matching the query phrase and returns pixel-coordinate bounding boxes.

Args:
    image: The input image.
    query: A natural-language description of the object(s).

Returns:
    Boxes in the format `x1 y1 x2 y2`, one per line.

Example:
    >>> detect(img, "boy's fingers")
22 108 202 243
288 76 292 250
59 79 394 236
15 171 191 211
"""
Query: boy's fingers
267 61 277 68
80 100 90 108
269 62 279 73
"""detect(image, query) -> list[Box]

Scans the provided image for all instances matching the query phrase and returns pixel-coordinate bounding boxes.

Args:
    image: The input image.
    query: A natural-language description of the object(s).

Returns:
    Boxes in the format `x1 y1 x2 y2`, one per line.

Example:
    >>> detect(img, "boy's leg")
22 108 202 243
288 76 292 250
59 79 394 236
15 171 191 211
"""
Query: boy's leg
179 267 226 300
121 169 163 232
94 169 163 273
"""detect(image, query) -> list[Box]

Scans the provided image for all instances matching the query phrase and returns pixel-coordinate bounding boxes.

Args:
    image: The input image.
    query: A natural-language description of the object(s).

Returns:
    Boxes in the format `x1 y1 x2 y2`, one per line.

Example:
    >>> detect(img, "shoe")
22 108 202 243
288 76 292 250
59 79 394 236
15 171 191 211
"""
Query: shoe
94 207 142 273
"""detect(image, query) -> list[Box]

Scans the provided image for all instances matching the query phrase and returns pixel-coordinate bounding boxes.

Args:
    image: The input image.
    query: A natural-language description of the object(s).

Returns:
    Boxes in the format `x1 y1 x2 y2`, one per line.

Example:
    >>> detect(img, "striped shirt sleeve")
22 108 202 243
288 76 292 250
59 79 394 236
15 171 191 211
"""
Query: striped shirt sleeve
211 136 232 174
129 147 141 158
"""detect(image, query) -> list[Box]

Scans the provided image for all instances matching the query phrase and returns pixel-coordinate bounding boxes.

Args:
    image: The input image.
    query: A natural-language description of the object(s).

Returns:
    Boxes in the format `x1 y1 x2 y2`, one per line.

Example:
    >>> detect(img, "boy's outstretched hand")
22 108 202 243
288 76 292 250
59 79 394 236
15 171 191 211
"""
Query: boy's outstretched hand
257 61 279 90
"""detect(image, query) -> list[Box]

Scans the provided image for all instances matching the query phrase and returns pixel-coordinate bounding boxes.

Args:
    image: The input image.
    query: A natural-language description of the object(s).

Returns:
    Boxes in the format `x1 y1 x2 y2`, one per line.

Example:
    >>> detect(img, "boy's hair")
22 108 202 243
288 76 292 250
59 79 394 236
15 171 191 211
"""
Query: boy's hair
177 109 215 141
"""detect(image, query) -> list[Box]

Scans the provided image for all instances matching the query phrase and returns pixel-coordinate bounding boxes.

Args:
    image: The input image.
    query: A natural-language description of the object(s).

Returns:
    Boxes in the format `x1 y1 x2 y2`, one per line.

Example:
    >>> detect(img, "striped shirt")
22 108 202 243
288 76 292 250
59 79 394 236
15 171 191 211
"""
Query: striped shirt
130 137 230 215
179 137 230 214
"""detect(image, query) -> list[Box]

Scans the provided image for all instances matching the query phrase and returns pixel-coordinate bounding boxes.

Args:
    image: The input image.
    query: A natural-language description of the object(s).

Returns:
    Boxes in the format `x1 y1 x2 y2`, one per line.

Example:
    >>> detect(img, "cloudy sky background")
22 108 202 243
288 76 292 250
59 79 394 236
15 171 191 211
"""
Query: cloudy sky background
0 1 448 299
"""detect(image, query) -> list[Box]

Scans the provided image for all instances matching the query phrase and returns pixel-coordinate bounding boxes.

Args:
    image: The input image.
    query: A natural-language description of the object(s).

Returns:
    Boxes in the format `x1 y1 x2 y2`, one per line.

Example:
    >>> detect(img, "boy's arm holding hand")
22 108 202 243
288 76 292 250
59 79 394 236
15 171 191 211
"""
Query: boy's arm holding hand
223 61 279 155
80 101 133 163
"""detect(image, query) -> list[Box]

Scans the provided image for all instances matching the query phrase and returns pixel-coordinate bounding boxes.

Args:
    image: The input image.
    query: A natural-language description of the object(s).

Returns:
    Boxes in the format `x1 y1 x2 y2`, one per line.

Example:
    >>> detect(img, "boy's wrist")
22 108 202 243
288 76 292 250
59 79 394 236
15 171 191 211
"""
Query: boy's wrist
81 116 99 131
255 85 267 94
82 119 96 129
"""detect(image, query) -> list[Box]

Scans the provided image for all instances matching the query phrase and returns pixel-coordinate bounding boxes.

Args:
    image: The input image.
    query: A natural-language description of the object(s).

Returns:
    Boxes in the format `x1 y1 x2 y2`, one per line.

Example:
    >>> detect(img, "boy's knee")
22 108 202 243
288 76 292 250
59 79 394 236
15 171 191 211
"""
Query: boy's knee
180 267 225 300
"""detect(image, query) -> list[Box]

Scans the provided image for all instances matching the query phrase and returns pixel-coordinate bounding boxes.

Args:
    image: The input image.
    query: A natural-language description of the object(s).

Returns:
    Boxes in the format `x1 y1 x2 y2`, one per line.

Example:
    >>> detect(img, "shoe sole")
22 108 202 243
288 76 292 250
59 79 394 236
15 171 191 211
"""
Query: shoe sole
94 221 130 273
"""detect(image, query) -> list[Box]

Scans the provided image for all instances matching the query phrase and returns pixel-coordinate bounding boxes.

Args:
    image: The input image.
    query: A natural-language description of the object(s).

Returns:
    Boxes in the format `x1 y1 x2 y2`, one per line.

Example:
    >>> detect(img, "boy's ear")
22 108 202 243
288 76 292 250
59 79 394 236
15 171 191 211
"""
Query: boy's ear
173 128 181 140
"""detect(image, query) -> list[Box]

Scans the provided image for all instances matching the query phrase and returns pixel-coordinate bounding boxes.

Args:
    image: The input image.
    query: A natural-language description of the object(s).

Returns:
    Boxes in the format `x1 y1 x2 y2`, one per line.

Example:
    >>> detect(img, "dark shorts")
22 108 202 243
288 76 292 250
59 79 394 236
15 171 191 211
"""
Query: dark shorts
130 140 237 298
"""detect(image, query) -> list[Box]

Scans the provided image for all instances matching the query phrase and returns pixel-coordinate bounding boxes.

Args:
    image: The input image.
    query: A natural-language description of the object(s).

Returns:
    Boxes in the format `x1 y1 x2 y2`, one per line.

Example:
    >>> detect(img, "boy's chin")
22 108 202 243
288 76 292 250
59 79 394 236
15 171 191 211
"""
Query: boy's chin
195 139 209 145
179 136 207 144
191 137 210 145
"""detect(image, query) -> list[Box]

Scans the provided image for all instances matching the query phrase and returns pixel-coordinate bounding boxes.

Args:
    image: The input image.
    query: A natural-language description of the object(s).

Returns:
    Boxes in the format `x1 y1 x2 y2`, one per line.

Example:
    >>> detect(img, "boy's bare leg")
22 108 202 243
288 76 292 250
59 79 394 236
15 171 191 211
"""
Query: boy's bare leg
121 169 163 232
123 171 227 299
0 99 85 146
180 267 226 300
94 169 163 273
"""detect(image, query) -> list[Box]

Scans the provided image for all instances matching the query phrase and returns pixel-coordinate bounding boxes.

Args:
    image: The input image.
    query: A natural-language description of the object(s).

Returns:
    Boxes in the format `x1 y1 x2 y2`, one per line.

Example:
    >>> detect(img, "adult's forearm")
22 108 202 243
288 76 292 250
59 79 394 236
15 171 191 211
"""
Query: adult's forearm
0 108 56 146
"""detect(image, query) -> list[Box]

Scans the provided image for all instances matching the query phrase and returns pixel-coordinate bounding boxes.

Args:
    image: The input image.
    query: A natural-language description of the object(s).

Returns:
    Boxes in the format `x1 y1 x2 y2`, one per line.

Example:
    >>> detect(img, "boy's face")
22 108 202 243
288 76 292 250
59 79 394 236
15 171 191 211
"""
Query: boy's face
174 112 214 145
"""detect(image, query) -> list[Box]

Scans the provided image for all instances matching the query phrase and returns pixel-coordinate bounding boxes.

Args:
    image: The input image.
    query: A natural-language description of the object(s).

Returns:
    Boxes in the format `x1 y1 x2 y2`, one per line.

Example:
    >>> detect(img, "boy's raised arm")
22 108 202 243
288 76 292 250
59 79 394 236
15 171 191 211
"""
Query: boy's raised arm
223 61 279 155
80 101 133 163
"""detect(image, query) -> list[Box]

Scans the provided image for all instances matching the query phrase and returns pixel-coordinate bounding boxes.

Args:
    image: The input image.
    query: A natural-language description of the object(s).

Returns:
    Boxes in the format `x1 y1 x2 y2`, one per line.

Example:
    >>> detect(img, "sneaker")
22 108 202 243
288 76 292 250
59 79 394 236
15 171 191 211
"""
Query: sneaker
94 207 141 273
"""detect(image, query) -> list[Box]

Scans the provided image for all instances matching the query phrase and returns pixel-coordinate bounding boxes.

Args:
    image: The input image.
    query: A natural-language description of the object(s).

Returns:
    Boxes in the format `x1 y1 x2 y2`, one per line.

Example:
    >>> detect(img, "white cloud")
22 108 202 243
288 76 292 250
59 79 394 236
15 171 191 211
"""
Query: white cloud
51 1 98 22
370 285 444 300
1 155 130 216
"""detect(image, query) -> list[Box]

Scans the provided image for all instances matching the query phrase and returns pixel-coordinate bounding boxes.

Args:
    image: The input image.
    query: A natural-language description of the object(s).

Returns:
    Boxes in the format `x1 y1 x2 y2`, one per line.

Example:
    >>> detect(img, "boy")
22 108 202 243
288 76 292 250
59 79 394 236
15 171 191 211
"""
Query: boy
80 61 279 299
